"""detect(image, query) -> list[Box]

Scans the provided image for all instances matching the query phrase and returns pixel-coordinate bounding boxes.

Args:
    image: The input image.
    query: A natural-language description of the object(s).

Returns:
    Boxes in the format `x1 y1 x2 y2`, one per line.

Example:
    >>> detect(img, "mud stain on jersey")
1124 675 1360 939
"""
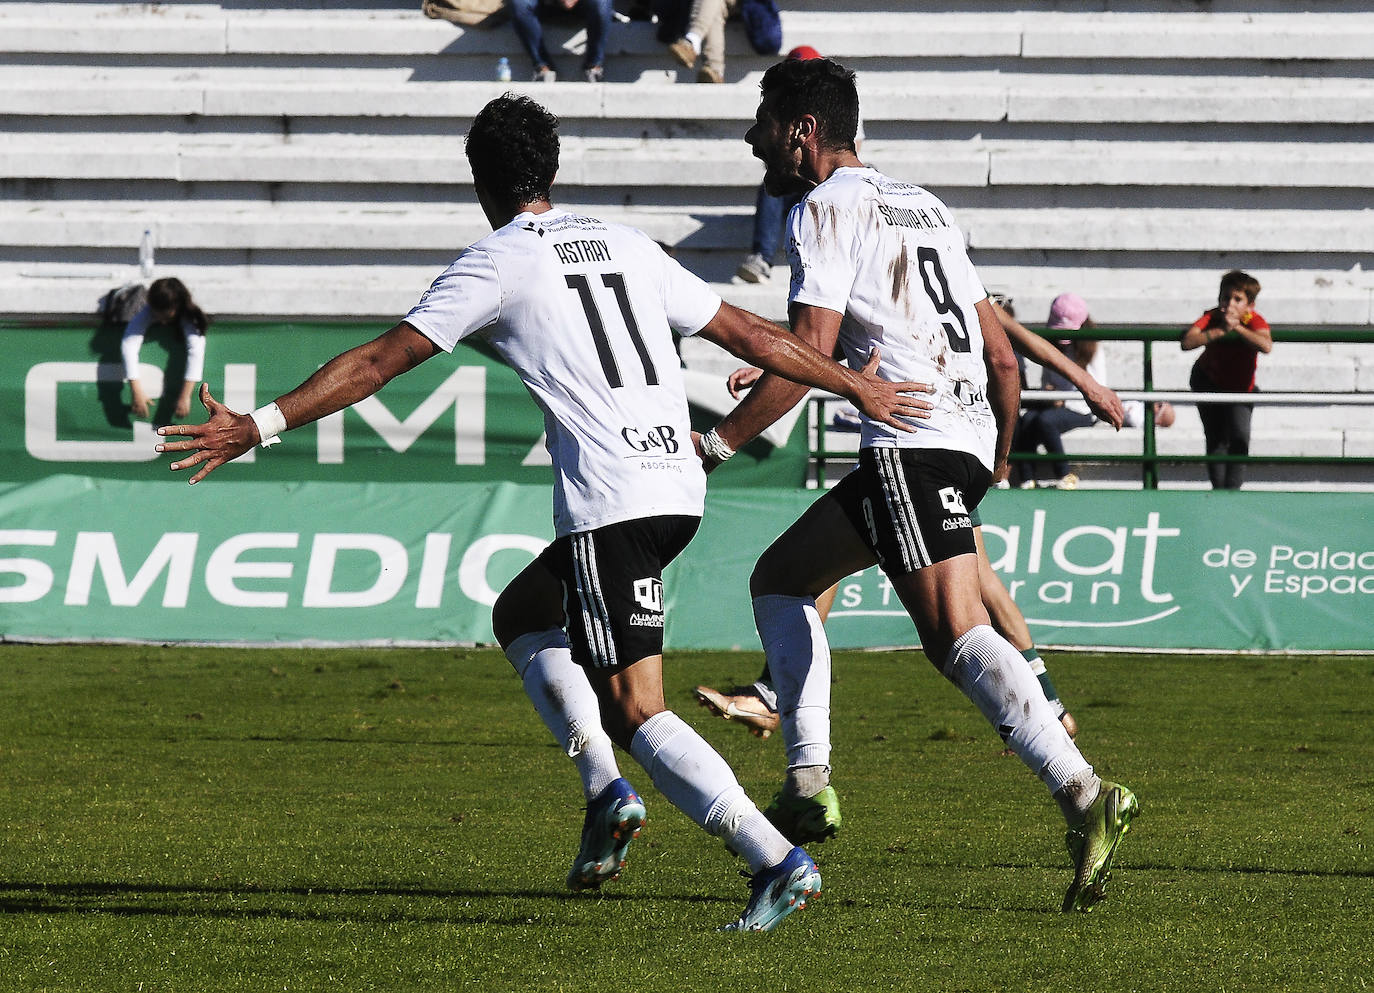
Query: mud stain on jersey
806 199 839 250
888 241 910 310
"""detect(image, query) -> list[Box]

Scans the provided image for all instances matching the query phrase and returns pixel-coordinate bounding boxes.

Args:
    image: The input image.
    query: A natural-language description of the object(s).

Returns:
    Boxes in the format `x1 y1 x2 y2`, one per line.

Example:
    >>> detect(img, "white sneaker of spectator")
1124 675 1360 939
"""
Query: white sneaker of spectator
736 253 771 283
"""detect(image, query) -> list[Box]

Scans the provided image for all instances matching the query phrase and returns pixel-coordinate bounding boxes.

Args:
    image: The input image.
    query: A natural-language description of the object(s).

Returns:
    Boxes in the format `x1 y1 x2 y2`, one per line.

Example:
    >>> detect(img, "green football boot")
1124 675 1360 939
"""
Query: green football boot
763 785 842 845
1062 780 1138 912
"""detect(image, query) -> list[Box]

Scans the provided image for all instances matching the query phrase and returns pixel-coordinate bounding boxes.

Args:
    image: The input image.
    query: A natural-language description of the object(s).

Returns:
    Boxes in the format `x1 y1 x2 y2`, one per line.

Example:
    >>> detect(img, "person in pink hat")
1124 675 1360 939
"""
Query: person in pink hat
1008 292 1102 489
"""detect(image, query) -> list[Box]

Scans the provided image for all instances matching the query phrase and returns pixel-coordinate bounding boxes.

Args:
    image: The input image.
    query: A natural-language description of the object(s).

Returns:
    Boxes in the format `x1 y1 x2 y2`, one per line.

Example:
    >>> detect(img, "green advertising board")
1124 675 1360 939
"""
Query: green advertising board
1 322 806 487
0 478 1370 652
2 323 1371 652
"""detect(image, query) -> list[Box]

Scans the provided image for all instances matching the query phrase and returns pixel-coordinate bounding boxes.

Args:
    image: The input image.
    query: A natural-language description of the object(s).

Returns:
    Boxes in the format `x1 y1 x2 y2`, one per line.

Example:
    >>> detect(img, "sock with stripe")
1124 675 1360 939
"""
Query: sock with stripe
1021 646 1067 718
505 628 620 801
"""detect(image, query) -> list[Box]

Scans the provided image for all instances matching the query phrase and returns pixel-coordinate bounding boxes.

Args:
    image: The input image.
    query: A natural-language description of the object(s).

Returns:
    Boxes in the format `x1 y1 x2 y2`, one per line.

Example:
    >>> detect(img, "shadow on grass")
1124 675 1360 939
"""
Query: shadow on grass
0 879 734 925
985 859 1374 880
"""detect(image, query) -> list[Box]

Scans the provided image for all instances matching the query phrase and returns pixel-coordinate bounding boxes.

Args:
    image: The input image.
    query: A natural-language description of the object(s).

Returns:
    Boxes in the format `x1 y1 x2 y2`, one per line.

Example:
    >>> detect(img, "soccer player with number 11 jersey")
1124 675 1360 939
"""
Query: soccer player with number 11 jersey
156 93 930 931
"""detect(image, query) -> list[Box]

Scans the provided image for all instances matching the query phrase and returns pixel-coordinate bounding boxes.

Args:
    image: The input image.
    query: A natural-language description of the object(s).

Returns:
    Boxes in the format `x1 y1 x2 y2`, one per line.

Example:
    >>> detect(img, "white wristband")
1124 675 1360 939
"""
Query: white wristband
249 402 287 449
700 427 735 463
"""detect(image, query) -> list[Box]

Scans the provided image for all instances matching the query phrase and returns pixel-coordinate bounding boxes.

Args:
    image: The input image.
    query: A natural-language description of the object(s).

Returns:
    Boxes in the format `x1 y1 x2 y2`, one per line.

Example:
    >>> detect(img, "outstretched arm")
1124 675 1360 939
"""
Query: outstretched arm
699 302 932 459
992 300 1124 429
979 298 1021 484
156 322 440 484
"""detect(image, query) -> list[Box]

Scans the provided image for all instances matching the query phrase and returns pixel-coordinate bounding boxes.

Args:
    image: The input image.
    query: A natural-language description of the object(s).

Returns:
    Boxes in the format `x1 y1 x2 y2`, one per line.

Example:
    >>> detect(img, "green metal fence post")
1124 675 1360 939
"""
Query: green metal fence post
1142 337 1158 489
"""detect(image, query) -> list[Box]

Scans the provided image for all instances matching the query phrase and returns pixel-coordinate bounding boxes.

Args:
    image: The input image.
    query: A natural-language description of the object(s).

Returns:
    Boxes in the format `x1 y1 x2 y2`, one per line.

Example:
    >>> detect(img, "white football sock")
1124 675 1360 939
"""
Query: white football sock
753 594 832 775
505 629 619 800
630 710 792 872
944 625 1098 816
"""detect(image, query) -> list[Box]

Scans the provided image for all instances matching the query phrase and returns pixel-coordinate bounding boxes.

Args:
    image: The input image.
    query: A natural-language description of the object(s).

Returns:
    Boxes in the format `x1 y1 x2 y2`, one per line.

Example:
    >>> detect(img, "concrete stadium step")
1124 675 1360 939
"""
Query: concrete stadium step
7 257 1372 329
986 141 1374 188
1100 342 1374 394
0 200 745 252
0 132 981 188
1018 11 1374 60
6 66 1374 126
9 129 1374 192
0 262 439 320
6 6 1372 63
10 259 1373 326
13 201 1370 259
973 266 1374 327
966 207 1374 254
4 0 1373 340
1073 426 1349 460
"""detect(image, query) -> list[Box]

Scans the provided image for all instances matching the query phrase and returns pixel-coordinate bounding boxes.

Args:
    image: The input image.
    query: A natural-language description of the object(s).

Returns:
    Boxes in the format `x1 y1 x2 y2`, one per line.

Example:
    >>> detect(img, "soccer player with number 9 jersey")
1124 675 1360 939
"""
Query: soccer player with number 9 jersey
701 58 1138 913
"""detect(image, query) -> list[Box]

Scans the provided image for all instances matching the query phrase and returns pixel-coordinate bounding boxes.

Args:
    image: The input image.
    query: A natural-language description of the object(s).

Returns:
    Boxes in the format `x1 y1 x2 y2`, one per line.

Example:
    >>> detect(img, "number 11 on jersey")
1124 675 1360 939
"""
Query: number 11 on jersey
565 272 659 388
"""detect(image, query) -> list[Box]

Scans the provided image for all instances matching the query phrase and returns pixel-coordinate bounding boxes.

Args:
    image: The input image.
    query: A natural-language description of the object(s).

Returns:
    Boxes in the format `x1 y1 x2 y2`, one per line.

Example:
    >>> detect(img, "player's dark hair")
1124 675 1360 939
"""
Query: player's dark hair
465 93 560 208
1219 269 1261 303
758 57 860 153
147 276 209 334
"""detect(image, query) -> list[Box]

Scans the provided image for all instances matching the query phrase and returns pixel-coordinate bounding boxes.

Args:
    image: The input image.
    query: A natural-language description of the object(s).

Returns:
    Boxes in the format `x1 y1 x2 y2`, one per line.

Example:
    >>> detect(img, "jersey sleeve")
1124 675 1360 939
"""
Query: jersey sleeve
120 306 152 380
402 249 502 352
183 325 206 381
786 191 859 315
653 240 721 337
961 251 985 305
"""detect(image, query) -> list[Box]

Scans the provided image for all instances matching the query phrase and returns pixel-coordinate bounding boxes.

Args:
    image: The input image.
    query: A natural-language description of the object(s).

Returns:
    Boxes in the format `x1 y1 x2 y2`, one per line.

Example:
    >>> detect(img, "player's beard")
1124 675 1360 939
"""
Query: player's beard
761 157 812 199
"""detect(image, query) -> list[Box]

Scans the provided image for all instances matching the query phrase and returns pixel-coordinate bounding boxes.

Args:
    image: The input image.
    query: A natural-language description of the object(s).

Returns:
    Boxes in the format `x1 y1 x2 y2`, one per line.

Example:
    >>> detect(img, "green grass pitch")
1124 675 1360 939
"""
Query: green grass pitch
1 644 1371 992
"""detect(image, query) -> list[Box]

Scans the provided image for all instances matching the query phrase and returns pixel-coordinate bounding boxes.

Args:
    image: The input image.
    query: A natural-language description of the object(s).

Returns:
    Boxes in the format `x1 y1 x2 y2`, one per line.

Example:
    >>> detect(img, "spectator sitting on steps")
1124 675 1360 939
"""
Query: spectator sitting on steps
508 0 612 82
1009 292 1100 490
666 0 738 84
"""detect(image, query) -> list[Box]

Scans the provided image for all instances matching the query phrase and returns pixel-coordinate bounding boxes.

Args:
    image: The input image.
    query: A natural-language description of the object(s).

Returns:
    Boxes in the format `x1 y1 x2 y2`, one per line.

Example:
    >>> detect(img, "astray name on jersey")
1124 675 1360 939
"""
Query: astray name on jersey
876 203 951 232
554 239 613 265
629 612 665 628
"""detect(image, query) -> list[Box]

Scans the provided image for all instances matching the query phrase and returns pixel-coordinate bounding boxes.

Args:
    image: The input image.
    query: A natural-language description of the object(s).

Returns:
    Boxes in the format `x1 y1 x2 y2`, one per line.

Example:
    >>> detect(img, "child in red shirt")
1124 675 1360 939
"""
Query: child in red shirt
1181 270 1273 489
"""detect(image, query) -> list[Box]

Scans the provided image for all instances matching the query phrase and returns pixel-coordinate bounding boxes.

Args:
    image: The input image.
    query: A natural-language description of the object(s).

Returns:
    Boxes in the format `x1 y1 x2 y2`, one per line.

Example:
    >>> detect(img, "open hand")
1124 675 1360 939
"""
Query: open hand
727 366 763 399
1084 382 1125 430
154 383 259 484
852 348 933 432
129 381 151 419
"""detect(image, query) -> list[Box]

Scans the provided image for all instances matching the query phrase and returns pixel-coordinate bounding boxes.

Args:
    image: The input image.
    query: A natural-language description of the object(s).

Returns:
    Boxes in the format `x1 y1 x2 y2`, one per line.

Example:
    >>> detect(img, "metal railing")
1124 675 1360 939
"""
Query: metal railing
809 325 1374 489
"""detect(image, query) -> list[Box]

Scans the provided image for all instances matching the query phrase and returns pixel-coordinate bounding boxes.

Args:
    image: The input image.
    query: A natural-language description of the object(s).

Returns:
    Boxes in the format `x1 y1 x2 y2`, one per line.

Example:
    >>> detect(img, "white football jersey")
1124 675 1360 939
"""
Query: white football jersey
404 208 721 536
787 166 996 468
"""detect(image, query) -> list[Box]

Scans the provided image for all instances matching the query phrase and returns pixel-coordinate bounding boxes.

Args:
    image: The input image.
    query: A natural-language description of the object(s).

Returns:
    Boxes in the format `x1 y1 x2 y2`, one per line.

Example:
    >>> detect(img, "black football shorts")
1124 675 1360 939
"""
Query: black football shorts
537 515 699 669
830 447 991 577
